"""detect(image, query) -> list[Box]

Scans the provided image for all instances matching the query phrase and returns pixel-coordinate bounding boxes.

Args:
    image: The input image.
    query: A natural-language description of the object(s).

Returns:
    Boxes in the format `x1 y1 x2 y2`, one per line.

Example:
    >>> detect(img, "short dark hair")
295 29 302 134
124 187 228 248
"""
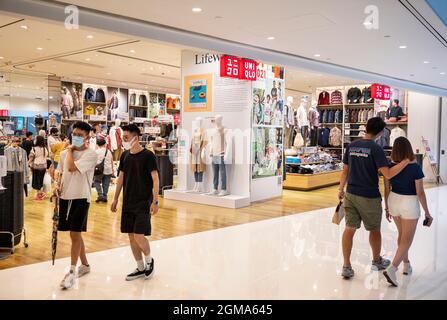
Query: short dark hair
72 121 92 135
50 127 59 135
122 124 141 136
393 99 399 105
60 134 67 141
97 138 106 146
35 135 45 148
392 137 415 162
26 131 33 138
366 117 386 135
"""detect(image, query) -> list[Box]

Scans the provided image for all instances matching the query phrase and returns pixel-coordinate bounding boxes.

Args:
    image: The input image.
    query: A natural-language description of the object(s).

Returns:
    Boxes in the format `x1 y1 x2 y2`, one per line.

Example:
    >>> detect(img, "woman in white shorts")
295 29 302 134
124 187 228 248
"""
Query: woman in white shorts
383 137 433 287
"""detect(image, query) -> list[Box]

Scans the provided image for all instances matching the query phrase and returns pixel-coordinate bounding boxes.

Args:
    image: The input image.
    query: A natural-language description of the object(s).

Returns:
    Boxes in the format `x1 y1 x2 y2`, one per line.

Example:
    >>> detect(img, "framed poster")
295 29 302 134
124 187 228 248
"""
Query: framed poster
183 74 213 112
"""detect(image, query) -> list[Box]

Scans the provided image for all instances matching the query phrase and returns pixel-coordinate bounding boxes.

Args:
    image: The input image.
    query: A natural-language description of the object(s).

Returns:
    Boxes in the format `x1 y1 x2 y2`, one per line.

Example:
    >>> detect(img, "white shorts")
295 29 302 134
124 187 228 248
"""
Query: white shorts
388 192 421 220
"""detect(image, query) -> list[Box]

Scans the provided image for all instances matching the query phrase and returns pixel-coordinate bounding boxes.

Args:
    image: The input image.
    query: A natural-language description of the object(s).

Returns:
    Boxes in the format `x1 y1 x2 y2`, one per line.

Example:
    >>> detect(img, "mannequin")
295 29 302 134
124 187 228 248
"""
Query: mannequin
189 117 207 193
109 119 123 161
108 90 119 121
297 97 310 146
284 96 295 148
308 100 320 146
208 115 231 196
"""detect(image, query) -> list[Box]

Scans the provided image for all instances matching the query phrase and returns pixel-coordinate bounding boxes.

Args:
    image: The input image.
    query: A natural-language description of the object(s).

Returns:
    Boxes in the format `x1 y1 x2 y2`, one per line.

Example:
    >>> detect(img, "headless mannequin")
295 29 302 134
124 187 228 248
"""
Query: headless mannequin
308 100 319 146
190 117 206 193
209 115 229 196
284 96 295 148
297 98 310 146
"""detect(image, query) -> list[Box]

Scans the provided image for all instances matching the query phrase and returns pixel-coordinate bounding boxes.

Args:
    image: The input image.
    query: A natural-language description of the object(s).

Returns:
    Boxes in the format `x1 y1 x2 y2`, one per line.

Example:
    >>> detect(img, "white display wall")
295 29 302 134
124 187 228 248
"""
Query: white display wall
165 50 284 208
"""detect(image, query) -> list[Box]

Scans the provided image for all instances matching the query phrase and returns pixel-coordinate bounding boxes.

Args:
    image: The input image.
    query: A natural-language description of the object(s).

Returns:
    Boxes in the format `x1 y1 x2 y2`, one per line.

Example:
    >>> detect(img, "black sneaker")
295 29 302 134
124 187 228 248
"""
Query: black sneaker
126 268 145 281
145 258 154 279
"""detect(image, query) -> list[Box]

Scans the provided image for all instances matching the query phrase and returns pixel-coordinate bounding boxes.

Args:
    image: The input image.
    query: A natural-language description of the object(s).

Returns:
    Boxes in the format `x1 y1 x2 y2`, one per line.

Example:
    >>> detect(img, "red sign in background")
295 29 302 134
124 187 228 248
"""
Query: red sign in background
371 84 391 100
220 55 240 79
220 55 257 81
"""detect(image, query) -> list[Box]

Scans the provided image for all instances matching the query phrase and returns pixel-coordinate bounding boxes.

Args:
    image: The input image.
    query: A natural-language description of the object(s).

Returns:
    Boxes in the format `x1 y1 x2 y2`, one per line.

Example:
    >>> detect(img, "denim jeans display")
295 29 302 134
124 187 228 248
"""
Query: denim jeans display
212 156 226 190
194 171 203 182
95 174 111 200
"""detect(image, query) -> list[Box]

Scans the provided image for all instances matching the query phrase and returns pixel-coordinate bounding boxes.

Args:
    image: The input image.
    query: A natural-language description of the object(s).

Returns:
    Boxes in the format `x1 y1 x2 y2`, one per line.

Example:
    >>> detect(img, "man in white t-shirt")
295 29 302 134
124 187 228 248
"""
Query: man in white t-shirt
56 121 98 290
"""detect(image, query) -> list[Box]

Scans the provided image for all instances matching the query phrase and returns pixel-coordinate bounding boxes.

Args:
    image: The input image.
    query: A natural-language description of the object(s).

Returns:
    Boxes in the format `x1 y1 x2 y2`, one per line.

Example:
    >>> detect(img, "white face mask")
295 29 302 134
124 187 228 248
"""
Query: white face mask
123 137 136 150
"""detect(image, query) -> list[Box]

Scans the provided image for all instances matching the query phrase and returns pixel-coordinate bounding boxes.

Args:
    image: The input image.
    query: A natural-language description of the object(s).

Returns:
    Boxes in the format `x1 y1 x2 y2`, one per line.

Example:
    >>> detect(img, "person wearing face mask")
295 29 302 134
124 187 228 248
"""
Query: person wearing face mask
111 124 159 282
56 121 98 290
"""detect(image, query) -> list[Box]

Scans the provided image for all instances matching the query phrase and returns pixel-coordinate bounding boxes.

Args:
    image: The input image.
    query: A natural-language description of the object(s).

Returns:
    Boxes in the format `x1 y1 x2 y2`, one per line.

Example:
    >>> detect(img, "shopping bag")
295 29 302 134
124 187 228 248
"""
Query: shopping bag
332 201 345 225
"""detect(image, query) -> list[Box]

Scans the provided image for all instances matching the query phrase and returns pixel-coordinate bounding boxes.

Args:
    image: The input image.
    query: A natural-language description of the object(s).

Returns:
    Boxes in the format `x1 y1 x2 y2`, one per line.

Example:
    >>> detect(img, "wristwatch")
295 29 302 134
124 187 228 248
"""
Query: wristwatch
153 200 159 206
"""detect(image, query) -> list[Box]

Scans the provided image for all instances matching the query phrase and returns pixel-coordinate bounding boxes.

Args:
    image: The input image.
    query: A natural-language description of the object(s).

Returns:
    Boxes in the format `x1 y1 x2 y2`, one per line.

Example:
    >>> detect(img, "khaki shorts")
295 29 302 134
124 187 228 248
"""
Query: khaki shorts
344 193 382 231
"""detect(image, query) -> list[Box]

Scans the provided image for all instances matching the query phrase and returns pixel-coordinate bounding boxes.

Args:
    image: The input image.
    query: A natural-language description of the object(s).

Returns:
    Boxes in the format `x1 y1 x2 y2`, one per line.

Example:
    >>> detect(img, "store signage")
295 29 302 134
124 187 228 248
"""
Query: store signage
195 52 220 65
89 115 106 121
220 55 257 81
133 117 147 123
144 127 161 135
422 137 437 165
371 84 391 100
158 115 173 122
256 63 267 80
220 55 240 79
239 59 257 81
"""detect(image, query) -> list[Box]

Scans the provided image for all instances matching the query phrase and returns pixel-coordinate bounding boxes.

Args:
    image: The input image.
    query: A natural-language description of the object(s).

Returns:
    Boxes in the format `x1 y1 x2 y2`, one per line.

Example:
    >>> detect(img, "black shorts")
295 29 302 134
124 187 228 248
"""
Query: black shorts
31 169 46 190
121 212 151 236
58 199 90 232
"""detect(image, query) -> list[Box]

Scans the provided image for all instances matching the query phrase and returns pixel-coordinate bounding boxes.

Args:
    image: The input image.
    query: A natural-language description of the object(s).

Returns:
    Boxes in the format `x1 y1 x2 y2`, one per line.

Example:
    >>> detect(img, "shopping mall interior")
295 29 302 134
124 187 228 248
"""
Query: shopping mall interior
0 0 447 300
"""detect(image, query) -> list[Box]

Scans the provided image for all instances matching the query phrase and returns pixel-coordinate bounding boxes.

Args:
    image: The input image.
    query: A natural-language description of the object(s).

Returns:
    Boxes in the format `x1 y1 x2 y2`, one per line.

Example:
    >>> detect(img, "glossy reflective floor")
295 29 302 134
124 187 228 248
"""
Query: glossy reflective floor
0 186 446 300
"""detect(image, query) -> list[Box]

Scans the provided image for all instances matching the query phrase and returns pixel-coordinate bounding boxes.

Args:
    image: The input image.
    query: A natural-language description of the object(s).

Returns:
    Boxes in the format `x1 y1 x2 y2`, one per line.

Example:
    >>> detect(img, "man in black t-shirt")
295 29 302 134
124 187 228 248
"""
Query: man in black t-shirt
338 117 410 279
21 131 34 157
111 124 159 281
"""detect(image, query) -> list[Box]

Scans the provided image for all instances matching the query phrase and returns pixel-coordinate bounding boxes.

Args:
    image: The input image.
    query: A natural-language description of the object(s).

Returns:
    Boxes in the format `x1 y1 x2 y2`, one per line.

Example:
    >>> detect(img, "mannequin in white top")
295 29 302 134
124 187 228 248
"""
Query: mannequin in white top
208 115 231 196
297 97 310 146
190 117 207 193
109 119 123 162
284 96 295 148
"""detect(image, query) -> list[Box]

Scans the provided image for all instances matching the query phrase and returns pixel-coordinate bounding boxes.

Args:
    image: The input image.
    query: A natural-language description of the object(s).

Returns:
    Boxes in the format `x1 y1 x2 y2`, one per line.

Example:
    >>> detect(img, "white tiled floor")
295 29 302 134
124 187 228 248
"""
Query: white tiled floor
1 186 447 300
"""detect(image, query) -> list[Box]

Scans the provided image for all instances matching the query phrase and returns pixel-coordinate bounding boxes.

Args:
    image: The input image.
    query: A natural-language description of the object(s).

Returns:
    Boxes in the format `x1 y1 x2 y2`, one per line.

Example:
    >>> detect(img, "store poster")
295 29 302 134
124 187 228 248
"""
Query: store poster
252 70 285 179
158 93 166 115
106 87 128 122
183 74 213 112
166 94 181 110
60 81 83 120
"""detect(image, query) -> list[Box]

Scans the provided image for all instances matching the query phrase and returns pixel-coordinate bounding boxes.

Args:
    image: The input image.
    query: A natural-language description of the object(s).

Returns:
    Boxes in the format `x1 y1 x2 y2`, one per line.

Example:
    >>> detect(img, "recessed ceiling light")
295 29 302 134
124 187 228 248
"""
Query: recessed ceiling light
20 25 28 30
267 36 275 40
399 45 407 49
130 49 135 53
363 21 372 26
441 72 446 75
36 47 43 51
150 67 154 70
192 7 202 12
314 54 321 57
86 35 94 39
423 61 430 64
0 56 4 59
85 58 91 61
106 72 111 75
49 96 53 99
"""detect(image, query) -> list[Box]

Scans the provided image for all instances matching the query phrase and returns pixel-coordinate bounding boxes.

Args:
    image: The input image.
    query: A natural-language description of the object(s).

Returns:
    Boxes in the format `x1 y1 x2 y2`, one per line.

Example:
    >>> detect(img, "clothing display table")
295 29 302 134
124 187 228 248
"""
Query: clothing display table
283 170 343 191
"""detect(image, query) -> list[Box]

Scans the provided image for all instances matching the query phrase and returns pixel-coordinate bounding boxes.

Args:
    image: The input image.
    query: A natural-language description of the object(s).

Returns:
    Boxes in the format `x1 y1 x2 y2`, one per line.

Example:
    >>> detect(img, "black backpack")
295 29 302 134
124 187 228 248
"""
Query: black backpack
94 149 108 177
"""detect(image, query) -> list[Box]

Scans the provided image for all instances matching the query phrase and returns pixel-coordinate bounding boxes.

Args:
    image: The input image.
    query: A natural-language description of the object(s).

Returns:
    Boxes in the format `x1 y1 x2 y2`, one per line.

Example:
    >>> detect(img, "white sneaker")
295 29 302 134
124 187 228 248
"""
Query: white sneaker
383 266 399 287
77 265 90 278
218 190 229 197
403 262 413 275
208 189 218 196
60 272 76 289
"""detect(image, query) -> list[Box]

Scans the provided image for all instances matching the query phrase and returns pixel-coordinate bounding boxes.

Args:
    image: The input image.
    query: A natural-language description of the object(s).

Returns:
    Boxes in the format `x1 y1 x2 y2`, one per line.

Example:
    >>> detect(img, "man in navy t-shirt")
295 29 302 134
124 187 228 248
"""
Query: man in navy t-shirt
338 117 410 279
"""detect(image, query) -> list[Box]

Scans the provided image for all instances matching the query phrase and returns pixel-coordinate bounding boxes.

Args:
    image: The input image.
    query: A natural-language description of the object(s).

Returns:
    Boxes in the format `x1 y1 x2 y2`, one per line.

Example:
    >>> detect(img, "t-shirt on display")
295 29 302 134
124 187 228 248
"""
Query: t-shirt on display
118 149 158 213
343 139 389 198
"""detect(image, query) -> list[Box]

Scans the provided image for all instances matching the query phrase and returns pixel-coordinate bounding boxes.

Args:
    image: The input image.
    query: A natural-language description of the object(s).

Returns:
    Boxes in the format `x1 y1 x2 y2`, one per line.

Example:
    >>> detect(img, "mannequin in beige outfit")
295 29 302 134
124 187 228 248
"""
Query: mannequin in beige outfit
189 117 207 193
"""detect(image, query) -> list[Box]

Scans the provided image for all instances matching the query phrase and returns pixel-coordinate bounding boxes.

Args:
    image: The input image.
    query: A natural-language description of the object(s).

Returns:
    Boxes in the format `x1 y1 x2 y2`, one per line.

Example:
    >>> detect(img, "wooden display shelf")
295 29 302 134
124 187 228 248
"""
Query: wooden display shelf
283 170 342 191
318 104 343 108
84 101 106 105
345 103 374 107
129 105 148 108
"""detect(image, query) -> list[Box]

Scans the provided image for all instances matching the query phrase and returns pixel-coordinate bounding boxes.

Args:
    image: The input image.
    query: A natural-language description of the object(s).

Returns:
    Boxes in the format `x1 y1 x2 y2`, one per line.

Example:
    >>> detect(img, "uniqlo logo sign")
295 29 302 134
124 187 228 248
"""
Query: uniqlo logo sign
371 83 391 100
220 55 257 81
239 59 257 81
220 55 240 79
